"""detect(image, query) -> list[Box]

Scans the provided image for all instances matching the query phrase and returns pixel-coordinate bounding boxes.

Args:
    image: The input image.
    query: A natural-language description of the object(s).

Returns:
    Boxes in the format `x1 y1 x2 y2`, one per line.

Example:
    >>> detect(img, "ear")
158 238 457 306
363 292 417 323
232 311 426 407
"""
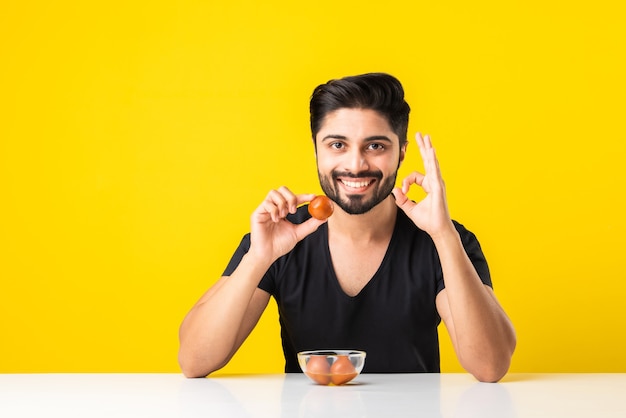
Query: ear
313 136 319 161
399 141 408 165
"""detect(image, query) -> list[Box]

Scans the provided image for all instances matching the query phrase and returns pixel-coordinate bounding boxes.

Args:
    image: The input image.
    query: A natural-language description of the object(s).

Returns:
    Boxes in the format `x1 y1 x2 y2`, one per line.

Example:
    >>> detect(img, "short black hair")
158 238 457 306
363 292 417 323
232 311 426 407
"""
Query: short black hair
309 73 410 145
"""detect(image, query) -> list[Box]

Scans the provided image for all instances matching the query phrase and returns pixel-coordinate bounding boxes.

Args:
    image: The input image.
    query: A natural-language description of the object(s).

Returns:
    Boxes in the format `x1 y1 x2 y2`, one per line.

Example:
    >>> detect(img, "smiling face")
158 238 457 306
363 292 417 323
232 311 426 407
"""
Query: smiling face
315 108 406 215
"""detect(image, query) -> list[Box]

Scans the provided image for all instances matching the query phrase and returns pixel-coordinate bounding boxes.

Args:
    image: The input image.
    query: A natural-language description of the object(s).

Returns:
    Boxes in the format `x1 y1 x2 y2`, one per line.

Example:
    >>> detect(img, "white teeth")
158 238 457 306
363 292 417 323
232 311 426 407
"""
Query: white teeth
342 180 371 188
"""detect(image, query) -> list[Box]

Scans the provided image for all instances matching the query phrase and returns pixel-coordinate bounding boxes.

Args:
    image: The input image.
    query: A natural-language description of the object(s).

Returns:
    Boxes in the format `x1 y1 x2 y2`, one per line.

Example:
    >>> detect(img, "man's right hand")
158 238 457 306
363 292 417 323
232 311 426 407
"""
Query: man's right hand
248 186 327 263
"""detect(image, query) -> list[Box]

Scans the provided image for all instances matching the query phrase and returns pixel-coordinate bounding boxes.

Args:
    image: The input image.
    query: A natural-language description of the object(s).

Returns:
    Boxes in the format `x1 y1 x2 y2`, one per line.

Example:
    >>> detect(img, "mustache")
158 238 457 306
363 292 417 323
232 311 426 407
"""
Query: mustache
331 170 383 180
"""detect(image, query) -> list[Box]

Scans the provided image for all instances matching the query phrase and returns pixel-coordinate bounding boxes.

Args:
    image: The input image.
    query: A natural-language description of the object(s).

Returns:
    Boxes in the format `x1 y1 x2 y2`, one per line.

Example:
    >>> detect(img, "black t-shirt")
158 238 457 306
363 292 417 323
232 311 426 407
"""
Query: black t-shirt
223 206 492 373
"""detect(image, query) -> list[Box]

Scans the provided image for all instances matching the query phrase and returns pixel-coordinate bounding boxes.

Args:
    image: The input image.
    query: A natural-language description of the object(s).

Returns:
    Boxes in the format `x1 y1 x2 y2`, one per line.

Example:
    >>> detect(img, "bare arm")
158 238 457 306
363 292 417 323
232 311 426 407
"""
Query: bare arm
393 133 516 382
178 187 326 377
433 229 516 382
178 255 272 378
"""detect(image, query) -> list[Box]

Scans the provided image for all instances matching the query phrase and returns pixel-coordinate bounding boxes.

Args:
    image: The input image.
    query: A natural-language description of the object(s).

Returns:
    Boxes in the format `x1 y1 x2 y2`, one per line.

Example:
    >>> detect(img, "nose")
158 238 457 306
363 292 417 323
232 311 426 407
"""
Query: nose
344 148 369 173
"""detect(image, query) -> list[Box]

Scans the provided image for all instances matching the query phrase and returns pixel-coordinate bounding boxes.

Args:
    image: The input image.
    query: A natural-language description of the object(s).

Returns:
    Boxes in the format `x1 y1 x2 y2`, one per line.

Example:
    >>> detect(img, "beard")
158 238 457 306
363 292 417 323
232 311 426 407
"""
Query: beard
318 169 398 215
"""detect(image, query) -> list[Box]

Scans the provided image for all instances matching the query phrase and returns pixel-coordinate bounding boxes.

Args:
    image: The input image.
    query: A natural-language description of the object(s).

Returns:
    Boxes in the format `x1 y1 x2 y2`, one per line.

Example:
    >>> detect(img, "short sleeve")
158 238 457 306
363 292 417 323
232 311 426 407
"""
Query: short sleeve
222 234 250 276
435 221 492 294
221 233 276 294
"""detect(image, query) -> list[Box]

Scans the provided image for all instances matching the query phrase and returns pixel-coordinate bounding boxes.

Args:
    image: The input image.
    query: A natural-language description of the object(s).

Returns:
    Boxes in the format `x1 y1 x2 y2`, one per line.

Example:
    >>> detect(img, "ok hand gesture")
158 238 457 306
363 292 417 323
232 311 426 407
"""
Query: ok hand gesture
392 133 455 239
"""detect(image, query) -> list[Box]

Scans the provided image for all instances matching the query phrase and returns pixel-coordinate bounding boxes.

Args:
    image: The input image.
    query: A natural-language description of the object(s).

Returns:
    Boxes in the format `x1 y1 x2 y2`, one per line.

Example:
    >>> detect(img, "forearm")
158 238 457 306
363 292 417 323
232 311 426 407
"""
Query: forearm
178 252 271 377
433 225 516 382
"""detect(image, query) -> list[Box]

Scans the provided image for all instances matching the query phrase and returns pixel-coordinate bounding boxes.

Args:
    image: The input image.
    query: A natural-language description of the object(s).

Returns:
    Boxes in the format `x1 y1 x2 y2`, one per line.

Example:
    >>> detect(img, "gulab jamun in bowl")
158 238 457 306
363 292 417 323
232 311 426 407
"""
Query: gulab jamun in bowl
297 350 366 386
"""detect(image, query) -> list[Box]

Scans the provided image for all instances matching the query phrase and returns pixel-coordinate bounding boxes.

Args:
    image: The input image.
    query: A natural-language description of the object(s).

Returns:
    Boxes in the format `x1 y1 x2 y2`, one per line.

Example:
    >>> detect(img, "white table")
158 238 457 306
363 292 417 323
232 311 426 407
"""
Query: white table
1 373 624 417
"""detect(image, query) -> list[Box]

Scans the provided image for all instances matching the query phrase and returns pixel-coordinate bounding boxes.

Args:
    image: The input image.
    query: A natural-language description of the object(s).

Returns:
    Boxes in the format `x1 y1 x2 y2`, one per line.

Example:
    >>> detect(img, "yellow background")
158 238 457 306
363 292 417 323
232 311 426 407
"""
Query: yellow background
1 1 625 374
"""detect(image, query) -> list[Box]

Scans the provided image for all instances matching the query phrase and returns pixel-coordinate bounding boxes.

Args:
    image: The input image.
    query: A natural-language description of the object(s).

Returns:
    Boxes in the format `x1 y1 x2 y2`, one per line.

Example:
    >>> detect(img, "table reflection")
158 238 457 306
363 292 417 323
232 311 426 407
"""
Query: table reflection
177 375 284 417
196 374 444 418
453 381 516 418
285 380 368 418
178 373 518 418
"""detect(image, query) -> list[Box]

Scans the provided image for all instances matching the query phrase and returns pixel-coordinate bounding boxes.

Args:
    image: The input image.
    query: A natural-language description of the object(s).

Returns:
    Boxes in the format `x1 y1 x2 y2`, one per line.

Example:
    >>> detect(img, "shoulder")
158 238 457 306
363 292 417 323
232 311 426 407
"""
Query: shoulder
452 219 474 234
449 220 492 285
451 220 483 248
394 209 481 243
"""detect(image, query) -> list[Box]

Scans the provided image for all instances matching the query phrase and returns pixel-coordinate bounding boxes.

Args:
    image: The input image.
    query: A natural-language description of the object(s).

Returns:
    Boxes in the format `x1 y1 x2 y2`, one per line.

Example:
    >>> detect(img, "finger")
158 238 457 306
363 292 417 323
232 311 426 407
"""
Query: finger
275 186 300 214
421 134 440 177
401 171 425 194
265 189 292 221
257 199 280 223
276 186 320 214
423 133 433 149
275 187 317 217
417 132 436 176
415 132 425 149
294 193 318 209
391 186 407 205
431 147 441 176
415 133 428 168
424 141 442 179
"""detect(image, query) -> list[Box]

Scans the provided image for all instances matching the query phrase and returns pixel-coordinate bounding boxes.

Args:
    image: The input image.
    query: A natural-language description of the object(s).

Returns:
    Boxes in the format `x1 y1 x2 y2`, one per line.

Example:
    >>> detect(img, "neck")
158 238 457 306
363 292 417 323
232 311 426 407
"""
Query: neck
327 195 397 242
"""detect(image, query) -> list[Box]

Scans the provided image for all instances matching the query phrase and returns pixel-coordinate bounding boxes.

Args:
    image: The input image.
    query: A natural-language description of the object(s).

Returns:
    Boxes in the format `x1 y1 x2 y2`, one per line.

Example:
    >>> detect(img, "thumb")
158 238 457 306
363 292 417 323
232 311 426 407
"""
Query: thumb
392 187 416 214
294 217 327 241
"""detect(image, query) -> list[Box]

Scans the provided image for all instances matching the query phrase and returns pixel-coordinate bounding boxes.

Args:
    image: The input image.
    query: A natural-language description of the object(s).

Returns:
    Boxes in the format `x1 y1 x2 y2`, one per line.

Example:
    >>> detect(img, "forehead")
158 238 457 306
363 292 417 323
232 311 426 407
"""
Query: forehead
316 108 395 140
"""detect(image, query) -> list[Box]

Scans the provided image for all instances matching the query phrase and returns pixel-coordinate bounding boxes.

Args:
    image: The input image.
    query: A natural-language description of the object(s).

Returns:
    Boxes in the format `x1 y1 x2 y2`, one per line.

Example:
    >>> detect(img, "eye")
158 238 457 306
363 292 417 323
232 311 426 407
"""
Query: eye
367 143 385 151
330 142 345 150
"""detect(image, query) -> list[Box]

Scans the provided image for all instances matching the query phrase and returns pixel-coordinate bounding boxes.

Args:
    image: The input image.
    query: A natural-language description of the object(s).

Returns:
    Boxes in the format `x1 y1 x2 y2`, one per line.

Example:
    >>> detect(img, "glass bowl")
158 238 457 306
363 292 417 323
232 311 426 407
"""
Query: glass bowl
297 350 366 385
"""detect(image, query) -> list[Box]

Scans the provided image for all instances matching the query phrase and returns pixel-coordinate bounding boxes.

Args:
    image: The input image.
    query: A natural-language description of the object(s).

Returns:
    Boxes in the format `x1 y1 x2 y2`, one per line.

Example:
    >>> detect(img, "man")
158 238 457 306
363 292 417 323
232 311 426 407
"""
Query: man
178 73 516 382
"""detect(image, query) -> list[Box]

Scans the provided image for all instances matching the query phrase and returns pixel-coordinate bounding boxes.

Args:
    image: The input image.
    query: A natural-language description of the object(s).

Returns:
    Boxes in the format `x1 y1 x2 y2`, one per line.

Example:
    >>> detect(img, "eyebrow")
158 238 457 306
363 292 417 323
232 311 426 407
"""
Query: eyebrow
321 134 393 143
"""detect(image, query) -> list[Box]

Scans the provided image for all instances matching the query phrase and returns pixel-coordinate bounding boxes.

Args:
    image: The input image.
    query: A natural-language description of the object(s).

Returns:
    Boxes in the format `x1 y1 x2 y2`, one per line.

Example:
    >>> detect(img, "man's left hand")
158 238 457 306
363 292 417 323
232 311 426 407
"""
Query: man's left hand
392 133 455 238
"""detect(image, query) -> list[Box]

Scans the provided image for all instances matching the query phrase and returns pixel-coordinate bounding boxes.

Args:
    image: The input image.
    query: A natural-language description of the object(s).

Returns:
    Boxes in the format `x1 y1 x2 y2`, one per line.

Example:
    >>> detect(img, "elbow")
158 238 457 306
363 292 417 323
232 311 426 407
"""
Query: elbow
178 348 225 378
464 342 516 383
180 363 210 379
469 359 511 383
179 355 208 378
